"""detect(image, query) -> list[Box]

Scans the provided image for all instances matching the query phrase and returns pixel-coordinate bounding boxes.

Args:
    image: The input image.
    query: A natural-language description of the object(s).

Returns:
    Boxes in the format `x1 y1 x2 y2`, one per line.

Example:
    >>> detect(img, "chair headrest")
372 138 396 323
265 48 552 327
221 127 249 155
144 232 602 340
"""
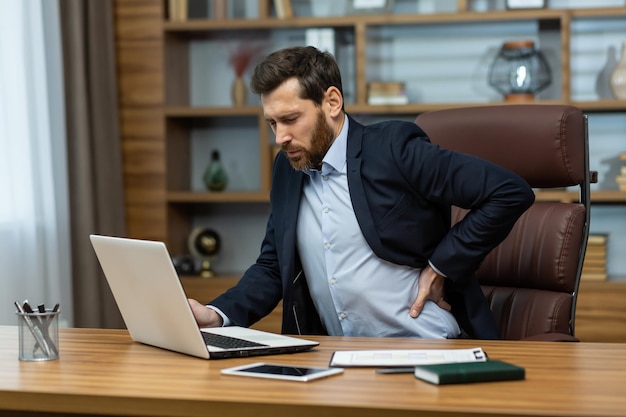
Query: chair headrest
416 105 586 188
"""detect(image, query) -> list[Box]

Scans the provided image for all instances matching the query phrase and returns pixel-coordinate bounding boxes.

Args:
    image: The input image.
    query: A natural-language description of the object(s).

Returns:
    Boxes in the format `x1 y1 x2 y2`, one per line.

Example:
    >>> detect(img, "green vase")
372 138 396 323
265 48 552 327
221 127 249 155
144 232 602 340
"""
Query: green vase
203 150 228 191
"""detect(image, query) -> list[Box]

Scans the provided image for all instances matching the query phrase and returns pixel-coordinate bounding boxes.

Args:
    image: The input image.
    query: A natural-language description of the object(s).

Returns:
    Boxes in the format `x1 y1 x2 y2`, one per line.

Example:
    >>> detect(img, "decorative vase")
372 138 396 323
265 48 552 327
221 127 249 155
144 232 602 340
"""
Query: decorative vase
596 45 618 100
610 43 626 100
203 150 228 191
231 76 247 107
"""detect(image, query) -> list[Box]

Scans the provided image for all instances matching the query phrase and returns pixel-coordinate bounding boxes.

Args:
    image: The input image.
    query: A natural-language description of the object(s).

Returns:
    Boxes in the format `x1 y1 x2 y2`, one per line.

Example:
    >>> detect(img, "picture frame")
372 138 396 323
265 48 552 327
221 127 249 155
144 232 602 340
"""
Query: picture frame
347 0 393 14
506 0 546 8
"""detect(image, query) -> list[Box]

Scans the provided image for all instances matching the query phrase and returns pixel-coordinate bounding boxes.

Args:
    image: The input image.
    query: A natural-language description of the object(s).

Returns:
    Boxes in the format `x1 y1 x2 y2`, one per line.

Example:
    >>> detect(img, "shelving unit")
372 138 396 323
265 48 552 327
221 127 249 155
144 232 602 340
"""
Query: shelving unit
115 0 626 281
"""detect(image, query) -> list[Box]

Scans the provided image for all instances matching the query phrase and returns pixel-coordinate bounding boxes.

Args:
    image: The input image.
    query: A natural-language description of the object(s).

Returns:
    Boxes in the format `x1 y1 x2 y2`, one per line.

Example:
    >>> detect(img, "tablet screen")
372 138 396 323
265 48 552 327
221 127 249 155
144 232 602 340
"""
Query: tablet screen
221 362 344 382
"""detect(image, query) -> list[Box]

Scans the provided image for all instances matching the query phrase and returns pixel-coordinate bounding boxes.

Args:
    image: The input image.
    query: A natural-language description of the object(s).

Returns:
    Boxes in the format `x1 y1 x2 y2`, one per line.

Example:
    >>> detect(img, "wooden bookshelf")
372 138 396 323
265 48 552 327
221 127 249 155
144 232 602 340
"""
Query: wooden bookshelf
113 0 626 339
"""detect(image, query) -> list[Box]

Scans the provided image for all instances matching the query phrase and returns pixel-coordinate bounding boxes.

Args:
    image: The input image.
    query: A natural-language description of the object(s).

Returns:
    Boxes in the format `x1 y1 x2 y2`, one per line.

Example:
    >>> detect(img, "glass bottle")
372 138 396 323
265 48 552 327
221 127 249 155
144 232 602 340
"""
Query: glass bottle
610 42 626 100
203 150 228 191
596 45 618 100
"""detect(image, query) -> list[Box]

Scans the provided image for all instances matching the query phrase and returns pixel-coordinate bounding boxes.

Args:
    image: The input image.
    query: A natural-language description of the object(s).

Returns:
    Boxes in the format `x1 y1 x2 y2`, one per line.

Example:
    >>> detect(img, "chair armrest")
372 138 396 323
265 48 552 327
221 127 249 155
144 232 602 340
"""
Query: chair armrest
522 333 580 342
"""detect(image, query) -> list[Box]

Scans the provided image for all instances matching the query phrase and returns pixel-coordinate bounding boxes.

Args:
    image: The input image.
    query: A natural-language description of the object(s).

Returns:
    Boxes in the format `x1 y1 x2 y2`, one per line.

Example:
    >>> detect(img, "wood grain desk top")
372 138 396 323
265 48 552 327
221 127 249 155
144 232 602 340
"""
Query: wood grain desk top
1 326 626 417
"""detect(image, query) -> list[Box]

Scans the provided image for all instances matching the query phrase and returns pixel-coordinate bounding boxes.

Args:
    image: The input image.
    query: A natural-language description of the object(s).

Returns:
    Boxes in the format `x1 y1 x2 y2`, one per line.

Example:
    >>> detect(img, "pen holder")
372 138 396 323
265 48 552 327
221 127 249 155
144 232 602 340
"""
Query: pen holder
17 310 60 361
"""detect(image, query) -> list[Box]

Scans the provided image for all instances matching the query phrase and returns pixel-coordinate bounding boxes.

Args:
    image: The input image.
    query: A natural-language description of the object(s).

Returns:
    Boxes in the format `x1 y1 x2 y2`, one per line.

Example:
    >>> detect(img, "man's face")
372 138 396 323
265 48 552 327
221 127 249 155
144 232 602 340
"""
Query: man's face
262 78 335 171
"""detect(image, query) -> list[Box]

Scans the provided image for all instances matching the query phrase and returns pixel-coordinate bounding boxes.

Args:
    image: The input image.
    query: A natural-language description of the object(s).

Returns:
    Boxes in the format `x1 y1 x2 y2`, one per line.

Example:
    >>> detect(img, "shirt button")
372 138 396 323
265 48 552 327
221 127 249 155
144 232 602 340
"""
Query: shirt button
339 312 346 320
322 175 329 181
329 278 336 285
325 242 331 249
323 207 329 213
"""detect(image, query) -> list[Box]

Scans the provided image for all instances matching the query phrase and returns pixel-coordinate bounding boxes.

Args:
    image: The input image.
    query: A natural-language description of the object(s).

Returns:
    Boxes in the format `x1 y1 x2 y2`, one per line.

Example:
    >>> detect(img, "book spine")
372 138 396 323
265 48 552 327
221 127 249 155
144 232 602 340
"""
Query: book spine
439 368 524 384
212 0 227 20
168 0 188 21
274 0 293 19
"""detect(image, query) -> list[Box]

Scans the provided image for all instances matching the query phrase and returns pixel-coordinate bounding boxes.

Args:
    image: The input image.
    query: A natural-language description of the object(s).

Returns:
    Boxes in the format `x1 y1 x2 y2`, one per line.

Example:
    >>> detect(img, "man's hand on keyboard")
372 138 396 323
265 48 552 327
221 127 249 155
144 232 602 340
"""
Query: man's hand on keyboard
188 298 223 327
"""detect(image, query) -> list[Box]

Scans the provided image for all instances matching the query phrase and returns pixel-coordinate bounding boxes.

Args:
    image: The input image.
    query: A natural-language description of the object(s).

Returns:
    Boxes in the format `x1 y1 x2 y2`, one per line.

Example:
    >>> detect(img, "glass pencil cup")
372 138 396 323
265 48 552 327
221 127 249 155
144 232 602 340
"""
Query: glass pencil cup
17 310 60 361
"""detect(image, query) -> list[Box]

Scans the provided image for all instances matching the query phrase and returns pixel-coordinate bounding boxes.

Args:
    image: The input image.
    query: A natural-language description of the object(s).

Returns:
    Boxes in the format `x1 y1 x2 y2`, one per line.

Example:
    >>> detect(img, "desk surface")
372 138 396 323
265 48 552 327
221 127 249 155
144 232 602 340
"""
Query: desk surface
1 326 626 417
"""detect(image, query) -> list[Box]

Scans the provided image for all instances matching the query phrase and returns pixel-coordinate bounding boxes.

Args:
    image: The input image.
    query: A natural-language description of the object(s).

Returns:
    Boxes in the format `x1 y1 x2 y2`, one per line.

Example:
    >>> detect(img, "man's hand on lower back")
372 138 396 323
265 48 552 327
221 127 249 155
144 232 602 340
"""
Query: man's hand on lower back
409 266 451 318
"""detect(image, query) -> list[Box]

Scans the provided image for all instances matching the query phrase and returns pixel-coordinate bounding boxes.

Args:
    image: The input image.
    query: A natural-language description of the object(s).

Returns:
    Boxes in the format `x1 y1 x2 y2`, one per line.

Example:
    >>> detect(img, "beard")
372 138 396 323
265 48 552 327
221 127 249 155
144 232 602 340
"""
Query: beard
283 110 335 171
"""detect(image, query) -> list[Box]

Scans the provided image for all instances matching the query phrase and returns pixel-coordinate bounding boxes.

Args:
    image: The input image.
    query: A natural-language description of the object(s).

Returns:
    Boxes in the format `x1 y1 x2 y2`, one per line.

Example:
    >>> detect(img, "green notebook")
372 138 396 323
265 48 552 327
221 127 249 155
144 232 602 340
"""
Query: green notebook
413 360 525 385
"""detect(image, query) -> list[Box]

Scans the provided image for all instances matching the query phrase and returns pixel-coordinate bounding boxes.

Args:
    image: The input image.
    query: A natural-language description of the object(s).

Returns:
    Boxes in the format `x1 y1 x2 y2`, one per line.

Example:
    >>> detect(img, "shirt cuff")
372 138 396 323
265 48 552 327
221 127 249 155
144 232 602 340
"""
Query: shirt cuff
428 260 447 278
206 305 231 327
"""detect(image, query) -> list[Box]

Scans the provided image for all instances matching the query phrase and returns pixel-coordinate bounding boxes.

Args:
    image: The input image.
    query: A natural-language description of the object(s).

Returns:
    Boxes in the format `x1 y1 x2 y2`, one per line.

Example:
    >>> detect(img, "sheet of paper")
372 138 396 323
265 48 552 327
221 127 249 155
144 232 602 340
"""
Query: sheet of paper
329 347 487 367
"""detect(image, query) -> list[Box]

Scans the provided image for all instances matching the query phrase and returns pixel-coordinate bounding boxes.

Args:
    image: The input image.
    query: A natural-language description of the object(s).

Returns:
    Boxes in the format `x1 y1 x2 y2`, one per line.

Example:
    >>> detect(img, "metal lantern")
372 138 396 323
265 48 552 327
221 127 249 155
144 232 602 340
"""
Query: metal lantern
488 40 552 102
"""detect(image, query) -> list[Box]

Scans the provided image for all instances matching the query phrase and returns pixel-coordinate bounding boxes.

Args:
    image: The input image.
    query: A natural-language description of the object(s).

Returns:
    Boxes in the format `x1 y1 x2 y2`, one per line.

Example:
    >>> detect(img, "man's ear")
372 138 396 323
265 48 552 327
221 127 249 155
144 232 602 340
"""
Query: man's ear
324 86 344 117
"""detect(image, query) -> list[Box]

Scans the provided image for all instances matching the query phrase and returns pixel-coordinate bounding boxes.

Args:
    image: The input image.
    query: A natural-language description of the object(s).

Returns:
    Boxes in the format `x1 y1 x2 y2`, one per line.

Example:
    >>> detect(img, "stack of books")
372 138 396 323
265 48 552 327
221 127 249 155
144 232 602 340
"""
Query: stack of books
581 234 608 282
616 152 626 191
367 81 409 105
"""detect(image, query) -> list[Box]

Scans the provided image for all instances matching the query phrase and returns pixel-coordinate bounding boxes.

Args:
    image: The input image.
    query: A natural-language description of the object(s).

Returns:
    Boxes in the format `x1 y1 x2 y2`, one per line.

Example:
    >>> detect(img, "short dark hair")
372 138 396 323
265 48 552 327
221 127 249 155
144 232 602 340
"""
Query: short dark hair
250 46 343 107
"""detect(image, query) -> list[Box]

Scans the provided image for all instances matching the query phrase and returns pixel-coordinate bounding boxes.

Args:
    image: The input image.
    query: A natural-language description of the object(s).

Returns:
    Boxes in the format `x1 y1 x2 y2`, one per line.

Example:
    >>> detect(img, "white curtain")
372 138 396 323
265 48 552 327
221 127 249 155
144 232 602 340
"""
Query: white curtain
0 0 73 326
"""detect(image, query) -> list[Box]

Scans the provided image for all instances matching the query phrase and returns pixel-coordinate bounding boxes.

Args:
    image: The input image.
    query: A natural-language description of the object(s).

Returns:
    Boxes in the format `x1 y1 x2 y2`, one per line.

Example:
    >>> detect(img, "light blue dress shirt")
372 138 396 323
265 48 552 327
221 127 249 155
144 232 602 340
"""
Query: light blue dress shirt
297 116 460 338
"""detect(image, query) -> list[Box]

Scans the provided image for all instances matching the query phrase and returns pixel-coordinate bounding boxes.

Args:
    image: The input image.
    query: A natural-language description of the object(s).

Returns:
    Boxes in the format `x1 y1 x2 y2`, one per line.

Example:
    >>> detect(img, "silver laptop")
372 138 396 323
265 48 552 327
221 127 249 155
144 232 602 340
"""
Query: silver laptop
89 234 318 359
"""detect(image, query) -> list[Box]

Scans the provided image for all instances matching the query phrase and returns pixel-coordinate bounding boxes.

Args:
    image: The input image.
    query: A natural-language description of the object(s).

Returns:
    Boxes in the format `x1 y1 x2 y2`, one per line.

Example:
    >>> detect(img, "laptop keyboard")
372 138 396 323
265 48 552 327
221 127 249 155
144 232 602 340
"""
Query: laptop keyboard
201 331 268 349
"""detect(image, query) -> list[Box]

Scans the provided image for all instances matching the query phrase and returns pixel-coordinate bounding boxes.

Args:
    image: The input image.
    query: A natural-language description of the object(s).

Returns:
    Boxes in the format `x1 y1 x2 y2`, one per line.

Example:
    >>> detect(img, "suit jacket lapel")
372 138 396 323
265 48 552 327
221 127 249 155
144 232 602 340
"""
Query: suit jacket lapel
281 168 305 278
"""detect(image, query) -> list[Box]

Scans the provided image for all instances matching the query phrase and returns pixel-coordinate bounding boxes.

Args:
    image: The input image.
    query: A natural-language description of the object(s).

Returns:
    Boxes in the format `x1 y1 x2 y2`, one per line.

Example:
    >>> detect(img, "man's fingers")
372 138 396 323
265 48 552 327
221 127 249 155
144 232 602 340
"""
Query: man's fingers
438 299 452 312
410 291 427 318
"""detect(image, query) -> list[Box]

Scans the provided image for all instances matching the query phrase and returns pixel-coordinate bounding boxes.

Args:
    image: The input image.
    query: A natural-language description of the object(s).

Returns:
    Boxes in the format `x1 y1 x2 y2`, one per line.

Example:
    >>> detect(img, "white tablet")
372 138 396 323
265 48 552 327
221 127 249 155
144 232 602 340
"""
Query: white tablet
221 362 344 382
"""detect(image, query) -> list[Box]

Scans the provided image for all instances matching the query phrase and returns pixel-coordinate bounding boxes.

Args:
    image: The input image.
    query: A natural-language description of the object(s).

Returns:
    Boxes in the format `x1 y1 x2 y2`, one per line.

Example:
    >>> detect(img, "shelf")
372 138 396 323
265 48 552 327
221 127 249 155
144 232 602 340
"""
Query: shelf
164 106 263 117
162 7 626 33
535 190 626 203
161 8 581 32
165 100 626 116
570 100 626 112
167 191 269 203
164 189 626 205
347 101 567 114
570 7 626 17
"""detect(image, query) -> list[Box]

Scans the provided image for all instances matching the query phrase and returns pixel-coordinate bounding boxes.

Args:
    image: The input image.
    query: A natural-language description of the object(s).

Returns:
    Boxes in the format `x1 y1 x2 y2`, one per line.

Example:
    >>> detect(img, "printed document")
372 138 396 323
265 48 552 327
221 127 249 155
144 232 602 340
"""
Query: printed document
329 347 487 367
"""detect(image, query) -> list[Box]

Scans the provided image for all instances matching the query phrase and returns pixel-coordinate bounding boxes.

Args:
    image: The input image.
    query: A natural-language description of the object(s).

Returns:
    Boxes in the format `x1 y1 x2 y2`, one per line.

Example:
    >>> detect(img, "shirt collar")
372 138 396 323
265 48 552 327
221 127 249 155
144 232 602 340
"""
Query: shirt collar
304 114 349 177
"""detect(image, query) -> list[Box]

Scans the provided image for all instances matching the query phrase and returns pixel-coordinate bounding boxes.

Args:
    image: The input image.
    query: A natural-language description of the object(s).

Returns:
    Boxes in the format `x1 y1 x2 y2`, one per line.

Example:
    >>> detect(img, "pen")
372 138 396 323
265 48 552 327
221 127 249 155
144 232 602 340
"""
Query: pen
375 367 415 374
36 303 60 357
18 301 53 357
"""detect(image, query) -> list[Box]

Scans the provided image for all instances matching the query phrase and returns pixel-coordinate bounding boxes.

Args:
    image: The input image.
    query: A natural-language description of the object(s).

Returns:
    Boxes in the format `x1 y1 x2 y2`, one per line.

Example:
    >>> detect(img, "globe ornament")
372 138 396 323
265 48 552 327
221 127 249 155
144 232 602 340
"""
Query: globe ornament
188 227 221 278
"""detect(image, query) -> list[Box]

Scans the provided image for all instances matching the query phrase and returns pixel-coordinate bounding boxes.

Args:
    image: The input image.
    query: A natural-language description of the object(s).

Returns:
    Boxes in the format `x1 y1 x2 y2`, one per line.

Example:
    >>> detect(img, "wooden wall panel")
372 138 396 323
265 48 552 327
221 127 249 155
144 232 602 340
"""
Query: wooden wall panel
114 0 166 241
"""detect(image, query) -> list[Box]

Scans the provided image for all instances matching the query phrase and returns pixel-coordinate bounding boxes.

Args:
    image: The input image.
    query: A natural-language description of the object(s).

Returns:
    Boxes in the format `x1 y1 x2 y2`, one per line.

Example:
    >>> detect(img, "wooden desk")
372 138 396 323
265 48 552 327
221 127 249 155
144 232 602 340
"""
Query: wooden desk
1 326 625 417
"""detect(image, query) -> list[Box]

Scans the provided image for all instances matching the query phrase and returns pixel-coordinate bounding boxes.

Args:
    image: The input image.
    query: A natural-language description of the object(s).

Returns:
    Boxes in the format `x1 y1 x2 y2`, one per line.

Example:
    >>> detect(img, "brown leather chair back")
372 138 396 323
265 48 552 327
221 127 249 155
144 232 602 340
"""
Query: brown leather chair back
416 105 590 341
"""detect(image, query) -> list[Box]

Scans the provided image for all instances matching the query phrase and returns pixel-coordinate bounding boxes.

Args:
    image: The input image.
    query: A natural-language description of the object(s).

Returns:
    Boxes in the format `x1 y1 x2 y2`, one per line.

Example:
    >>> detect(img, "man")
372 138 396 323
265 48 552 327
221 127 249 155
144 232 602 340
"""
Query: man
189 46 534 339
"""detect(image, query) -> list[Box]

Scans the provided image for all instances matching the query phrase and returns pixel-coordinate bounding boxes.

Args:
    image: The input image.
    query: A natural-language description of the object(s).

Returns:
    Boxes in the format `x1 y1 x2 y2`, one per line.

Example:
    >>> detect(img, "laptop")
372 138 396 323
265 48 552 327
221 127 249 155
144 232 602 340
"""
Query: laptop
89 234 318 359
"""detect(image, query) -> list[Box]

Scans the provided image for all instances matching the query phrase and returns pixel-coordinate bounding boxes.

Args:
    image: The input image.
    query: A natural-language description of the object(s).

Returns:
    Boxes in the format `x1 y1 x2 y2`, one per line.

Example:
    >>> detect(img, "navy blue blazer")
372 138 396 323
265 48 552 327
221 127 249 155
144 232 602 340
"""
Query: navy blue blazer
211 115 534 339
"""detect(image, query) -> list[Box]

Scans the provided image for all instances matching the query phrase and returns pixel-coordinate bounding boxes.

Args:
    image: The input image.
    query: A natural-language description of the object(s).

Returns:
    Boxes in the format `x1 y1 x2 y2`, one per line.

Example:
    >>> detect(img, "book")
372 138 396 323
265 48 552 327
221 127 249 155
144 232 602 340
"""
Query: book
305 28 336 56
367 95 409 105
367 81 406 95
367 81 409 105
168 0 188 21
585 246 607 255
582 260 607 269
413 360 525 385
212 0 227 20
581 271 608 281
587 234 608 245
273 0 293 19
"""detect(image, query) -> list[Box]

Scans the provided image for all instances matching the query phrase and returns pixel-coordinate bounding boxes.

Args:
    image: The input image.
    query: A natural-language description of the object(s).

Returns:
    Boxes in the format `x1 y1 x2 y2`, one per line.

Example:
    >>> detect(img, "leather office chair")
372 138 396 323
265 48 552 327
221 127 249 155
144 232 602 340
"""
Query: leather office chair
416 105 591 341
